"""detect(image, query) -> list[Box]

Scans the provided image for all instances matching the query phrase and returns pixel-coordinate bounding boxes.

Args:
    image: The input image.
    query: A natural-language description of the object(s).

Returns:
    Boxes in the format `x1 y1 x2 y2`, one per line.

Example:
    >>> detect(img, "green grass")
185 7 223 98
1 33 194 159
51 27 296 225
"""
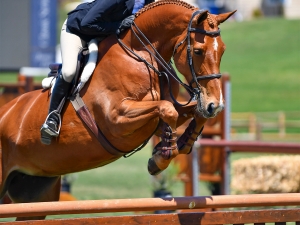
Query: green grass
0 72 44 83
220 18 300 112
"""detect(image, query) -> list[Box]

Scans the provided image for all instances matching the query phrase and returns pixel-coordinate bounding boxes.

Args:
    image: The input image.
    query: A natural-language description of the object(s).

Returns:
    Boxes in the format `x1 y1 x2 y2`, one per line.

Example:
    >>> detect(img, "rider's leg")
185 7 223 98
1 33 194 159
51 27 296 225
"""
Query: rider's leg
40 19 86 145
40 75 72 139
60 19 86 83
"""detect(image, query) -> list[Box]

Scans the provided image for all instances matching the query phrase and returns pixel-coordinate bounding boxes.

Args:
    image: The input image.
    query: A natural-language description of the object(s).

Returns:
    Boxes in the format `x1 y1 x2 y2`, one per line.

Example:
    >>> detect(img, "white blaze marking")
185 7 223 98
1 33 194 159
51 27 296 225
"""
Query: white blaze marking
219 88 224 107
213 37 218 51
215 84 224 115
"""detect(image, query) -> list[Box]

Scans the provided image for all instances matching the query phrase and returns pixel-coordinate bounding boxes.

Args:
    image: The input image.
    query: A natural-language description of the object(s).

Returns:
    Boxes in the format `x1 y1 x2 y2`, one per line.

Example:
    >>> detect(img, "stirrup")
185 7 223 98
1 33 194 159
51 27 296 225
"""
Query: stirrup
40 111 62 145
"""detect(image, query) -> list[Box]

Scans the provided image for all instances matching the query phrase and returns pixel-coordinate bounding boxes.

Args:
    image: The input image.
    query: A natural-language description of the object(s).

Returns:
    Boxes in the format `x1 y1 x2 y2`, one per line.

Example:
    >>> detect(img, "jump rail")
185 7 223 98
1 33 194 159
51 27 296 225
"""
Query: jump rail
198 139 300 154
1 193 300 224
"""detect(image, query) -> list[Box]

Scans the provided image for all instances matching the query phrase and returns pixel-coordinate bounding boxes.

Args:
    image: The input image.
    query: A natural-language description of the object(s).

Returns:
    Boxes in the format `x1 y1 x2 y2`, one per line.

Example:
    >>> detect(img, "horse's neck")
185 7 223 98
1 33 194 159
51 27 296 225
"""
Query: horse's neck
131 6 192 60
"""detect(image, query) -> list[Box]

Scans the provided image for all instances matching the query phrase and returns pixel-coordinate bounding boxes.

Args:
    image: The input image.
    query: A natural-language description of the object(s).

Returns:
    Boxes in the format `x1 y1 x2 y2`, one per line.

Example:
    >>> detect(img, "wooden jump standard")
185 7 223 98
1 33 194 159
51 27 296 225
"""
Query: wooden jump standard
1 193 300 224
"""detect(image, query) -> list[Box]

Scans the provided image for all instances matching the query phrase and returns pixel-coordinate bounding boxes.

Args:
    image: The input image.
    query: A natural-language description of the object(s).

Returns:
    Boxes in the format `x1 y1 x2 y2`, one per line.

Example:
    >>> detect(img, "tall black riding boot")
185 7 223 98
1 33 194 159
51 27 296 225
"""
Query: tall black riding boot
40 75 72 145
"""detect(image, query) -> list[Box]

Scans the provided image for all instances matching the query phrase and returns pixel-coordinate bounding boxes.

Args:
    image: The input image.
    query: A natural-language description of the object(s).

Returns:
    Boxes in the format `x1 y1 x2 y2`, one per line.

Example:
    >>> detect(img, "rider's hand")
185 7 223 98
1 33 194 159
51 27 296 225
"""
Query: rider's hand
116 15 135 35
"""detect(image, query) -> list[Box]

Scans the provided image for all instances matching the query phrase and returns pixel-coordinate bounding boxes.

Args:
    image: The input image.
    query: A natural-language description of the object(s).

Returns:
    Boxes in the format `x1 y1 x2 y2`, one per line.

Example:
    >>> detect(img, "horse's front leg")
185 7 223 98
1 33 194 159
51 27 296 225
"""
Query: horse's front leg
175 102 208 155
148 114 207 175
177 115 207 155
117 99 179 175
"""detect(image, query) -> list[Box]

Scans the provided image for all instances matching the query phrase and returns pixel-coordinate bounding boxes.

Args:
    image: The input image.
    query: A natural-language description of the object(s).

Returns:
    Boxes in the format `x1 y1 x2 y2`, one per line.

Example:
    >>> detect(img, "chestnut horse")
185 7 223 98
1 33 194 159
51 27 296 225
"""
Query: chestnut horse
0 0 235 220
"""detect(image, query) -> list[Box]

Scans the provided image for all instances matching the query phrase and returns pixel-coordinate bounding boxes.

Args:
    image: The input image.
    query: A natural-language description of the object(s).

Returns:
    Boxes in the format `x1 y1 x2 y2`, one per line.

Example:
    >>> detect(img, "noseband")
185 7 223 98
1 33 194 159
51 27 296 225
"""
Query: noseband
117 9 222 106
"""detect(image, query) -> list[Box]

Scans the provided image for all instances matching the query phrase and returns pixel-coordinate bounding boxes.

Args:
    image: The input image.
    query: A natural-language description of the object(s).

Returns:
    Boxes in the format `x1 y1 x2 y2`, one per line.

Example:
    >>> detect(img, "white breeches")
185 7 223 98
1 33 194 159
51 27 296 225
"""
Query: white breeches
60 19 87 83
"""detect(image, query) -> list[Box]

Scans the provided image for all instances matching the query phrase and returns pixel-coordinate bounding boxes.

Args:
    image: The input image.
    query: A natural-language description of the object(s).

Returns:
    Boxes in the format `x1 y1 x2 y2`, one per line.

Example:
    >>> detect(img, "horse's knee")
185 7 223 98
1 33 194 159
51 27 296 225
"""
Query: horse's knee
159 102 178 124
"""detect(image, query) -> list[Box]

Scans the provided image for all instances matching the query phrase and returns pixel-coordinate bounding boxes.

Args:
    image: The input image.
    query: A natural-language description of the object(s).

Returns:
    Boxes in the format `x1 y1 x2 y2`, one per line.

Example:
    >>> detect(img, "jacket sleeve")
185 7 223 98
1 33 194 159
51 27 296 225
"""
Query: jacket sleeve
145 0 155 4
80 0 124 36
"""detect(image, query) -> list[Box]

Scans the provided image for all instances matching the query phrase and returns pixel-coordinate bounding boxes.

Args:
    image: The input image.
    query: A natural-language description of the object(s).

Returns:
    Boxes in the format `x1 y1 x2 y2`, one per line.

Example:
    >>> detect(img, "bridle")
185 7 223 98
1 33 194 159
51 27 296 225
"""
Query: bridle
176 10 222 98
117 9 222 106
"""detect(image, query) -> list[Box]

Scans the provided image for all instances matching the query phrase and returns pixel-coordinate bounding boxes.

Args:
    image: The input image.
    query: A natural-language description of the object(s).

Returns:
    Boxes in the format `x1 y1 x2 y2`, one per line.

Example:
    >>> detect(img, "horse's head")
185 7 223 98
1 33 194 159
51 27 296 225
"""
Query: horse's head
173 10 235 118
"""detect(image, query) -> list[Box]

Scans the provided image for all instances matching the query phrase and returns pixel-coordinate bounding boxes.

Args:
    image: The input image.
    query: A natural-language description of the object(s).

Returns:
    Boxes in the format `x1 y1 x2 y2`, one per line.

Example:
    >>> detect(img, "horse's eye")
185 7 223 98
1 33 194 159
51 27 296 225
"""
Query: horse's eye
194 49 203 56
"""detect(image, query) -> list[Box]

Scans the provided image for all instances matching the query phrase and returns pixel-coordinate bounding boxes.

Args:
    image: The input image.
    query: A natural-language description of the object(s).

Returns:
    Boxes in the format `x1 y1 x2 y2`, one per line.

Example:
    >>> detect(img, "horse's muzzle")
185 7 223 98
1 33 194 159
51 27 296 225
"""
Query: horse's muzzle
207 102 224 117
198 99 224 118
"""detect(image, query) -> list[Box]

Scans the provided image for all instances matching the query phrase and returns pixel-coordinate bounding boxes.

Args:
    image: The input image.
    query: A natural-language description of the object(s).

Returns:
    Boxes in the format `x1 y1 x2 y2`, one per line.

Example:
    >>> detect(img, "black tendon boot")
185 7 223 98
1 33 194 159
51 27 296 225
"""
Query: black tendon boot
40 75 72 145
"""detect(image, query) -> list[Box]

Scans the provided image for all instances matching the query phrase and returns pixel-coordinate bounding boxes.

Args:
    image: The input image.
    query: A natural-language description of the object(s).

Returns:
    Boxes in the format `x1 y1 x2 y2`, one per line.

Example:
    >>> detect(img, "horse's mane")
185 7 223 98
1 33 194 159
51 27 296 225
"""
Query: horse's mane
135 0 196 17
135 0 217 28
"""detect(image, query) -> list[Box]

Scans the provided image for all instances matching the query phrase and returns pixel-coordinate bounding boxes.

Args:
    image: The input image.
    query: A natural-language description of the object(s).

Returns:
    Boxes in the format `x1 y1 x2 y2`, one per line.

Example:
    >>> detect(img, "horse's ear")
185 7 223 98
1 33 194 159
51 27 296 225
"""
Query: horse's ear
216 10 237 24
194 10 209 25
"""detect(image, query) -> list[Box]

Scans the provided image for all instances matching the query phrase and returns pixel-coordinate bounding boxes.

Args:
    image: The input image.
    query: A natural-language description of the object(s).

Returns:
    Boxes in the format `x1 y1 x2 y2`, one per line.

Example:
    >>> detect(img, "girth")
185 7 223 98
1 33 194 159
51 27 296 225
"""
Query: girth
70 93 126 157
70 93 155 158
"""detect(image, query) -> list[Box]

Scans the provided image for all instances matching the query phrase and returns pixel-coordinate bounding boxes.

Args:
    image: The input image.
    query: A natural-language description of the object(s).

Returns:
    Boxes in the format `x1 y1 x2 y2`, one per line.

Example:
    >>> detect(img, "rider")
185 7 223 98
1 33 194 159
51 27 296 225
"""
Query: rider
40 0 155 145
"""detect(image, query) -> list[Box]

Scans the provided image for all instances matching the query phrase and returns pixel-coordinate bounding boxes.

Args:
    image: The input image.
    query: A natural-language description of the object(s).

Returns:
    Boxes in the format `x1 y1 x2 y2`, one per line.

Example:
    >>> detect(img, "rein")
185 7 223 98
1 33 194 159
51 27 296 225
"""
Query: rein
117 9 222 106
117 24 193 107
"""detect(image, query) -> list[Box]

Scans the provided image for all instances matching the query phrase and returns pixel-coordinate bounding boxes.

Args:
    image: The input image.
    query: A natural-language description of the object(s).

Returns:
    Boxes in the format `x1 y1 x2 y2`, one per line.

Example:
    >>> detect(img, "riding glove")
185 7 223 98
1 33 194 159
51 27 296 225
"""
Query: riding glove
116 15 135 35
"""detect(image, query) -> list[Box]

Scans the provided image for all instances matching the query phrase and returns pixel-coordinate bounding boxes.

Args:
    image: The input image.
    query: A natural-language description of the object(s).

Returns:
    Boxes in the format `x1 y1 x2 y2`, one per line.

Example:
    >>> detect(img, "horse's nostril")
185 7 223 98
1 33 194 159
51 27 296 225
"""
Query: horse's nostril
207 103 215 115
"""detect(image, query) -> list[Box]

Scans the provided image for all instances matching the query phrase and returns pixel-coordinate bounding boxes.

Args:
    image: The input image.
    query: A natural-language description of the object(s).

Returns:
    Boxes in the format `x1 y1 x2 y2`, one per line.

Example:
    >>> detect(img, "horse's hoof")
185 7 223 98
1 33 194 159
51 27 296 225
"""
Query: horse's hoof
148 158 162 175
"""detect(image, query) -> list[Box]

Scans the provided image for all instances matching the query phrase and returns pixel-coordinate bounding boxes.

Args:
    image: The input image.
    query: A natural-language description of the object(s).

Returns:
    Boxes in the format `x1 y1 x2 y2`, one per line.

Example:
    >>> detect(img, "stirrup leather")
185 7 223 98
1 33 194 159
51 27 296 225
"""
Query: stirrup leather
41 111 62 137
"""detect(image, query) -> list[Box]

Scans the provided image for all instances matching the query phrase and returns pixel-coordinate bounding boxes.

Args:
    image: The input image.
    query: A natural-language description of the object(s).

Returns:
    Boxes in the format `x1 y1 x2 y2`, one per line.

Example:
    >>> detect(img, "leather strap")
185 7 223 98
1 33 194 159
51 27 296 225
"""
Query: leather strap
70 93 126 157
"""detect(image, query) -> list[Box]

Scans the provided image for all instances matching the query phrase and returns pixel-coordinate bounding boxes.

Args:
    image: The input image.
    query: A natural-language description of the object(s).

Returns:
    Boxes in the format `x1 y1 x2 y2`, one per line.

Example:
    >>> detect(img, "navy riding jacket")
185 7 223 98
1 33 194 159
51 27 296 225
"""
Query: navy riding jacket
67 0 154 42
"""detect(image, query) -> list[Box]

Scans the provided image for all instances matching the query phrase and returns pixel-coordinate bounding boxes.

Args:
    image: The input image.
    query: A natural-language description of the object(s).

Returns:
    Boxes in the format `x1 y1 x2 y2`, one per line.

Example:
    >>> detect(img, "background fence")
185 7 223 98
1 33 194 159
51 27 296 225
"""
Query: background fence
231 111 300 141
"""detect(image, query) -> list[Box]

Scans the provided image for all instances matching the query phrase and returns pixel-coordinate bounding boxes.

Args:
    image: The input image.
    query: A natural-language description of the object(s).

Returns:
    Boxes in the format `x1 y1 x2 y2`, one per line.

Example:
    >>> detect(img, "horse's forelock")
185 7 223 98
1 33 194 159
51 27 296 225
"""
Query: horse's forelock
135 0 196 17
